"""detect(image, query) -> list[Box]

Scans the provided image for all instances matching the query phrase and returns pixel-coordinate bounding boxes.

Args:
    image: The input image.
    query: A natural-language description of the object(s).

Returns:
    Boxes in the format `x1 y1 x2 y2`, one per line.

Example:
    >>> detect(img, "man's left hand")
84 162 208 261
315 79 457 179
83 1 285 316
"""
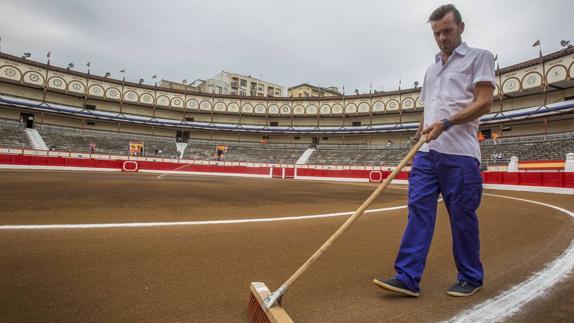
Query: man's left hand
421 122 445 142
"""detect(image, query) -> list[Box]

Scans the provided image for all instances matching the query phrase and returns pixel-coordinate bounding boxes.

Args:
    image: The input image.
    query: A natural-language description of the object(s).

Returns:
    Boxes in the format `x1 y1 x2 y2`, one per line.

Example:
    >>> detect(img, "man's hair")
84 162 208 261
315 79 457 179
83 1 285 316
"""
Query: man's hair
428 4 462 24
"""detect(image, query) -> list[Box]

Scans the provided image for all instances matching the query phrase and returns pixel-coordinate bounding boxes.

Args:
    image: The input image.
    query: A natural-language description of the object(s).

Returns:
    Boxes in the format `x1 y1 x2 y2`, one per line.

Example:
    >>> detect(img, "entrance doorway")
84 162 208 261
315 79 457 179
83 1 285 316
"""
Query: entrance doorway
311 136 319 147
20 113 34 128
176 131 190 143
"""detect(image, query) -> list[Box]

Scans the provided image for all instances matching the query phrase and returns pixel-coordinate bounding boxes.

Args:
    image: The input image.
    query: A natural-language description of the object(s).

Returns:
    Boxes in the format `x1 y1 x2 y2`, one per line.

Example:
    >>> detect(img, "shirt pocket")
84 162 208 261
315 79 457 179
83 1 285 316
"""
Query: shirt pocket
442 72 471 102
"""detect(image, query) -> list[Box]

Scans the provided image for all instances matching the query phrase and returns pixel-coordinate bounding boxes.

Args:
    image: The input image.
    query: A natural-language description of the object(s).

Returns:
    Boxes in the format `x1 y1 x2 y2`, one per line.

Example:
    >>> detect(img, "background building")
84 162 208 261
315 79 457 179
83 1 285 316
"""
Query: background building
288 83 341 97
203 71 284 97
158 79 200 92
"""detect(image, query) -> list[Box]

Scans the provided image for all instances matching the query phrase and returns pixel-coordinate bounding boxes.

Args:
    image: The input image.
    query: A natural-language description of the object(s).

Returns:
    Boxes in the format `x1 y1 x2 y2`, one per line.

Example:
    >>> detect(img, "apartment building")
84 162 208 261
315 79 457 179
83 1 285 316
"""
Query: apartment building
205 71 284 97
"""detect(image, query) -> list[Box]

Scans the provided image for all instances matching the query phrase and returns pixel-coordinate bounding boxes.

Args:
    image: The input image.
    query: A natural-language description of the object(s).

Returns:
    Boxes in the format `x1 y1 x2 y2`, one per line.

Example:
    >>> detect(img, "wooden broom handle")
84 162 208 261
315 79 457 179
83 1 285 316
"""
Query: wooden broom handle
282 135 427 290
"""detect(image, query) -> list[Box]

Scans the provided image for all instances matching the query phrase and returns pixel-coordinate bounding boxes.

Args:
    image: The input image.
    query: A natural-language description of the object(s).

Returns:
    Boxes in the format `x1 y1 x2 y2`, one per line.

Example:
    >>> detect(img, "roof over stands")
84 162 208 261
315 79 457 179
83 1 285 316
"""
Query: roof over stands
1 94 573 134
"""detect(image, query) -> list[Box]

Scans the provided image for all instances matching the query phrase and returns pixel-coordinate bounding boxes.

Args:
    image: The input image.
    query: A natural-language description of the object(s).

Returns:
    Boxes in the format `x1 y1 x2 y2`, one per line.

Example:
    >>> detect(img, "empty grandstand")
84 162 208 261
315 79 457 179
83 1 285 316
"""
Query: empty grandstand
0 118 31 149
481 132 574 164
0 47 573 167
36 124 179 157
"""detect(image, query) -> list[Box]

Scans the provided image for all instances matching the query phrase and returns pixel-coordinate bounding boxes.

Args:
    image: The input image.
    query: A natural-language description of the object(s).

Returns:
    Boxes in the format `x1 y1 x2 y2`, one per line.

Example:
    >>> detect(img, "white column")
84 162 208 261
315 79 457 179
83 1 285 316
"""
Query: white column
507 156 519 172
565 153 574 172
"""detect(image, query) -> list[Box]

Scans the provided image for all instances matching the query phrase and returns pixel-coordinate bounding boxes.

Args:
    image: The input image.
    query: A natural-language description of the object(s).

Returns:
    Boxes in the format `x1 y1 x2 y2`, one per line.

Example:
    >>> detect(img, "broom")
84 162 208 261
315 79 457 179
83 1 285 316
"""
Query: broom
248 135 428 323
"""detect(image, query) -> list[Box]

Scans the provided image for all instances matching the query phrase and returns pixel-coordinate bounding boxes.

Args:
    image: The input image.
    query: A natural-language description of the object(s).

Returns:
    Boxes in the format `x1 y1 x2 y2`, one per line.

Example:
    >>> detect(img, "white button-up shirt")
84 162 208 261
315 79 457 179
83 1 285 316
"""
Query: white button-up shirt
419 42 496 160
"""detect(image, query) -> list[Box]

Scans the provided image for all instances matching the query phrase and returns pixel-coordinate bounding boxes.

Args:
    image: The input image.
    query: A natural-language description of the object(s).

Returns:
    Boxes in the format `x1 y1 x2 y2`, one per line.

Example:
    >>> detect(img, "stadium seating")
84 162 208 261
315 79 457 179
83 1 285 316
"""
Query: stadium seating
224 145 306 164
308 145 410 165
186 140 307 163
481 133 574 163
0 119 32 149
1 119 572 165
36 124 179 157
186 143 217 160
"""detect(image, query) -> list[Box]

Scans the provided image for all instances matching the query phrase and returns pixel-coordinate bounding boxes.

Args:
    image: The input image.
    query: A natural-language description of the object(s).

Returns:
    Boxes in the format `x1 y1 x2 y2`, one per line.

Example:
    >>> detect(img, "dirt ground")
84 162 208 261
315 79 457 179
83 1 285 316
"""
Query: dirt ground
0 170 573 322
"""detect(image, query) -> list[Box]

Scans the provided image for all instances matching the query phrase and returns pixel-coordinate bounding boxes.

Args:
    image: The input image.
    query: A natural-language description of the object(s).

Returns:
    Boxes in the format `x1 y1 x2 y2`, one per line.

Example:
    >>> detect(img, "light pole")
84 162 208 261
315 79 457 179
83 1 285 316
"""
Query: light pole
152 74 158 118
119 69 126 114
84 62 91 108
533 40 549 135
42 51 51 103
182 79 188 123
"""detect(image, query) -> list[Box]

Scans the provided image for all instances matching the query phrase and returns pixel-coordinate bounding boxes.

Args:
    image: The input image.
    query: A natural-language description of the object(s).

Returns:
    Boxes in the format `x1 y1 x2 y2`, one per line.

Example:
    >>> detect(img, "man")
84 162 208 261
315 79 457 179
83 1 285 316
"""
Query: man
373 4 495 297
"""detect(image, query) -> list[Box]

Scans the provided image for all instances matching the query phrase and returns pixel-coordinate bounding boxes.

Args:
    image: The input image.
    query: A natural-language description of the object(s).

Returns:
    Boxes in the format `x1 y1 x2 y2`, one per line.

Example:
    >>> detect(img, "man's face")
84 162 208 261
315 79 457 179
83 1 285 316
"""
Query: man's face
430 11 464 55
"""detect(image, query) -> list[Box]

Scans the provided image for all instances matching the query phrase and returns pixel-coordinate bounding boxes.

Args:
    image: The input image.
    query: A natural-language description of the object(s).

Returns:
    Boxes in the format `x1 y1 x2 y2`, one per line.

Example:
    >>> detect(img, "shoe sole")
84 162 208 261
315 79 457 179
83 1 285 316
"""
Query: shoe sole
373 279 419 297
446 286 481 297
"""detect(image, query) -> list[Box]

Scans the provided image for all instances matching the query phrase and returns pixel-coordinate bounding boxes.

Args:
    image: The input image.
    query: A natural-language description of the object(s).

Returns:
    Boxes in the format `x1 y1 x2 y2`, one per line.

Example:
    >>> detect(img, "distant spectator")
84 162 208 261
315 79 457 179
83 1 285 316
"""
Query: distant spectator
490 152 503 161
477 131 485 143
492 132 499 145
89 143 96 154
216 145 227 161
387 139 393 148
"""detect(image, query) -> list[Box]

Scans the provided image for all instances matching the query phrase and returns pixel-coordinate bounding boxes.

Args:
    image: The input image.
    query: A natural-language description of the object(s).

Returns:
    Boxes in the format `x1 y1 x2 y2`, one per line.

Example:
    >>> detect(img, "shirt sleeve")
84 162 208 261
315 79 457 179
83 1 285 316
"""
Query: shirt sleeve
472 50 496 88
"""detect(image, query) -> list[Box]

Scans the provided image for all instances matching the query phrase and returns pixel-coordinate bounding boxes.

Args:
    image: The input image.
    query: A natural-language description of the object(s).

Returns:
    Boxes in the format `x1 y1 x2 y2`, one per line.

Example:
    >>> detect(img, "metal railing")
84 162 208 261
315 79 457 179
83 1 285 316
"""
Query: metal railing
187 138 309 149
481 131 574 146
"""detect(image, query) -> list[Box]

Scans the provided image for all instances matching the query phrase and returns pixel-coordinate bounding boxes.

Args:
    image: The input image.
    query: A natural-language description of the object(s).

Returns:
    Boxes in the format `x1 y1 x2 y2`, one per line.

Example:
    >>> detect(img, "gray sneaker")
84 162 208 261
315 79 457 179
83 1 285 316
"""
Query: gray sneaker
446 280 481 297
373 277 420 297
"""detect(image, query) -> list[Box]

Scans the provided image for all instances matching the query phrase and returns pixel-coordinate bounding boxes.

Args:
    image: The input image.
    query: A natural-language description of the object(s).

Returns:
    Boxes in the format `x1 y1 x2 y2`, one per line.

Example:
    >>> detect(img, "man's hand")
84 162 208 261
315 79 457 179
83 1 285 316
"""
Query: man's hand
421 121 446 142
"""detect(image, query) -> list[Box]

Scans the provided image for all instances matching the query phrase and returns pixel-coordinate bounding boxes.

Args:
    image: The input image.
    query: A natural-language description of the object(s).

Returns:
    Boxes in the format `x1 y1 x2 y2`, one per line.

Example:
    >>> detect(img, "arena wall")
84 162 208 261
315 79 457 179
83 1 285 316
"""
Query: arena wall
0 151 572 193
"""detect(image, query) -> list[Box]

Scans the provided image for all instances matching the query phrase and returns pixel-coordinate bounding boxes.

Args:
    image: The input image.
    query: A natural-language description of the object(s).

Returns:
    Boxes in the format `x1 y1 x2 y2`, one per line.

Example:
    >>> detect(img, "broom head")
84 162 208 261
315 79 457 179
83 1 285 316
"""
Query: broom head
248 282 293 323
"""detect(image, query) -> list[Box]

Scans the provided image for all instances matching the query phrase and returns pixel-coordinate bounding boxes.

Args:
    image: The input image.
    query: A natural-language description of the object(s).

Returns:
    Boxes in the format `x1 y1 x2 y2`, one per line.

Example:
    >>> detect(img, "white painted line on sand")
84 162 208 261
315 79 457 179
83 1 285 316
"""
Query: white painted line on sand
445 193 574 323
483 184 574 195
155 163 197 180
0 204 410 230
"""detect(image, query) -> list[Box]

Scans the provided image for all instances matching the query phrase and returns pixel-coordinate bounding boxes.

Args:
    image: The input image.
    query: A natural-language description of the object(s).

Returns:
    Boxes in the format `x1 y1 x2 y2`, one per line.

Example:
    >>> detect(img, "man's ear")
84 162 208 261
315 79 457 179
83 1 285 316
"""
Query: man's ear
459 21 465 34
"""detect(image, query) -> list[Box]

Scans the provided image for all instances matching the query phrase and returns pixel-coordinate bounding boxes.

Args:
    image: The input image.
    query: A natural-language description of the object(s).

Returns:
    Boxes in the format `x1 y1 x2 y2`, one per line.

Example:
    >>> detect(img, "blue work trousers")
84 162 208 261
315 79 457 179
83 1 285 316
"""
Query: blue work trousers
395 150 484 292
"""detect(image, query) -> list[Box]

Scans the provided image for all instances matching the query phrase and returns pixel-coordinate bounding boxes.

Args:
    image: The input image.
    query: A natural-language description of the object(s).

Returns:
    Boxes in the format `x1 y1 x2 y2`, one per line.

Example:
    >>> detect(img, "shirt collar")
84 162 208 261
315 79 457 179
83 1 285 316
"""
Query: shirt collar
434 42 469 63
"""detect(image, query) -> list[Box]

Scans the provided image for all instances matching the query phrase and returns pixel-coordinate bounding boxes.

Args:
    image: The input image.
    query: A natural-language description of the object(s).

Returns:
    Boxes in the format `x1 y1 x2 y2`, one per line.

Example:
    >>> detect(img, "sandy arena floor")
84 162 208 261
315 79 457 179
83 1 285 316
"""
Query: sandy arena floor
0 170 573 322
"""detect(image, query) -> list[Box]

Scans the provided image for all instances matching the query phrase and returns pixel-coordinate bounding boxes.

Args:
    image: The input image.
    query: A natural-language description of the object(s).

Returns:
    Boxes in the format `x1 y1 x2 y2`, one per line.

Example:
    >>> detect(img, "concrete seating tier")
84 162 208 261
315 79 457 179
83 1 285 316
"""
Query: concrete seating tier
37 124 178 157
0 119 31 149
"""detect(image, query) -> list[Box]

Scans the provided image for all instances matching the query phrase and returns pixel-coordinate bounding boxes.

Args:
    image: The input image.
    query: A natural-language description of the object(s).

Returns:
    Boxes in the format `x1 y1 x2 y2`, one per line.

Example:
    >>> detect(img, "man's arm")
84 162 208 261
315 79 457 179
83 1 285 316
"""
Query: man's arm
421 82 494 142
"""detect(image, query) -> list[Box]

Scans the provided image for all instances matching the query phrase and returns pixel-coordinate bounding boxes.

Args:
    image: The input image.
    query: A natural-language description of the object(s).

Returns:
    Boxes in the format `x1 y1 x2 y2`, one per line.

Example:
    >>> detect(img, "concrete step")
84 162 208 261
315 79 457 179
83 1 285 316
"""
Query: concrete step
25 128 48 150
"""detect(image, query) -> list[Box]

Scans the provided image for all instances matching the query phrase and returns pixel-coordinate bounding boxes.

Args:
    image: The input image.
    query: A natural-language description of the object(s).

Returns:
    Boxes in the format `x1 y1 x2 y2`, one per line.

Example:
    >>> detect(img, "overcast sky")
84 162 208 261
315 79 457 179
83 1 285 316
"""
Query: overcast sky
1 0 572 94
